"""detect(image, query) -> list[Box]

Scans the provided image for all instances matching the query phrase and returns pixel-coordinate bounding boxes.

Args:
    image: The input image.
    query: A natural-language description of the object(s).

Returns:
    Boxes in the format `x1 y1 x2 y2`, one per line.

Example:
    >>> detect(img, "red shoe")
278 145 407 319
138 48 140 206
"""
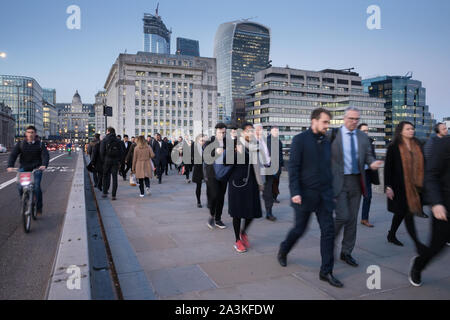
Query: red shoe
234 240 247 253
240 232 250 248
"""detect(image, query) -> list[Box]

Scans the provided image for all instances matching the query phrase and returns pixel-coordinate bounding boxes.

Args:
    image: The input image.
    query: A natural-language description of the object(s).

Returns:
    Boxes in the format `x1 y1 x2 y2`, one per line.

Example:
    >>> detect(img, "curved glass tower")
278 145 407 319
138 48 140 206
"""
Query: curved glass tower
214 21 270 123
143 12 171 54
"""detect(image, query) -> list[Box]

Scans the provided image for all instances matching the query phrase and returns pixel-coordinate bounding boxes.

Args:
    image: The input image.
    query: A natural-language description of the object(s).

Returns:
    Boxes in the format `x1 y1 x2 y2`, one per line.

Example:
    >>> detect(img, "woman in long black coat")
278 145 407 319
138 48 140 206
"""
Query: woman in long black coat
384 121 427 253
191 134 206 208
227 122 264 253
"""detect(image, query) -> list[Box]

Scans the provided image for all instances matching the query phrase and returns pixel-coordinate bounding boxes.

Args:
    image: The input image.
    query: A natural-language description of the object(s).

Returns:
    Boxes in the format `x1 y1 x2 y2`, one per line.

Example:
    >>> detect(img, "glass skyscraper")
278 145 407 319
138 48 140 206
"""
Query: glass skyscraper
0 75 43 138
214 20 270 124
176 38 200 57
143 12 171 54
362 75 434 142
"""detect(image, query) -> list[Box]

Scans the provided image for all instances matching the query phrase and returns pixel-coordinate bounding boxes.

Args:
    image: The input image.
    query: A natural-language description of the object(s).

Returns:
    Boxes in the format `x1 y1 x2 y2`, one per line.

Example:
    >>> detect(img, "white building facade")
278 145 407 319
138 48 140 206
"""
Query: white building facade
103 52 218 140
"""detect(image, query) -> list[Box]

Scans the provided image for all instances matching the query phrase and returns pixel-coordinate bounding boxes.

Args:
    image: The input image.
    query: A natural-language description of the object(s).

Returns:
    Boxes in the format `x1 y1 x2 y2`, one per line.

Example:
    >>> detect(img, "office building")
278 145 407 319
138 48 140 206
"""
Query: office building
56 90 94 143
214 20 271 124
0 75 43 138
143 7 171 54
362 75 434 142
0 102 15 148
176 37 200 57
103 51 218 139
246 67 386 156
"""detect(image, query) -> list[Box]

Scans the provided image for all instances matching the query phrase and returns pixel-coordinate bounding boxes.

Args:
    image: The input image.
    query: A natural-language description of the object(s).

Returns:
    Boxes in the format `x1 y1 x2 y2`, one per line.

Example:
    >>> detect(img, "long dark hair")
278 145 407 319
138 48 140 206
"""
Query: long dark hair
392 121 416 145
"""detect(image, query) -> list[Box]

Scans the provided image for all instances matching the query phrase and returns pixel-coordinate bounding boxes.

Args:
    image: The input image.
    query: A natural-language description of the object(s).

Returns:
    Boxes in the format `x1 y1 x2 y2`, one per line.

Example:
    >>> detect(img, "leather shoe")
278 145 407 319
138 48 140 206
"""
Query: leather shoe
277 250 287 267
273 199 280 204
361 220 374 228
340 253 358 267
319 272 343 288
266 214 277 222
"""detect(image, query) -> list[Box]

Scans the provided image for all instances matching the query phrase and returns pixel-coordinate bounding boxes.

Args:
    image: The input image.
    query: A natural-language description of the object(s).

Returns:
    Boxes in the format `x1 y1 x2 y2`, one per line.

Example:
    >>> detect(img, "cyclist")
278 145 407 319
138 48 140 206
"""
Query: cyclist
7 125 49 216
66 142 72 155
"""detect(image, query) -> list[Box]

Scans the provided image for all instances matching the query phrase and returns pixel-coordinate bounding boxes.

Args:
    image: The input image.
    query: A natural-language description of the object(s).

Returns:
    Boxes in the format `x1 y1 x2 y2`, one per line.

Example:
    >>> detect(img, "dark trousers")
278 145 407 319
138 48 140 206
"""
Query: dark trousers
262 175 275 213
138 177 150 195
196 182 202 204
390 211 424 253
156 159 167 182
184 165 191 180
361 170 372 221
206 178 227 222
103 160 119 197
92 170 99 187
414 214 450 271
96 170 103 190
120 161 131 179
280 190 335 274
272 175 280 199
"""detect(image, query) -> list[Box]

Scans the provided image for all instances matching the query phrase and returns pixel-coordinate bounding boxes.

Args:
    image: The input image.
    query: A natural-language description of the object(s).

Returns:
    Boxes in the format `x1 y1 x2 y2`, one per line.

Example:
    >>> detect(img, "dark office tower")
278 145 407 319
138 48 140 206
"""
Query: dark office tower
176 38 200 57
363 74 434 142
214 20 270 124
143 5 171 54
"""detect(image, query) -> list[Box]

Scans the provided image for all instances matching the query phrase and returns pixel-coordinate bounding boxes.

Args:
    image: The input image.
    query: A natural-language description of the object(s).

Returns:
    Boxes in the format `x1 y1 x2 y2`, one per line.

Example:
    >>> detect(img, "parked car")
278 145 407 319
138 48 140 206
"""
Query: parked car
0 144 7 153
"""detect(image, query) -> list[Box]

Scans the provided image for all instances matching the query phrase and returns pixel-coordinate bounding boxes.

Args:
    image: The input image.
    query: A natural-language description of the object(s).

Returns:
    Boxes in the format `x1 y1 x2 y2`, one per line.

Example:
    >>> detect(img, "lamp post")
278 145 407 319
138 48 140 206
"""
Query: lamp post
0 52 6 59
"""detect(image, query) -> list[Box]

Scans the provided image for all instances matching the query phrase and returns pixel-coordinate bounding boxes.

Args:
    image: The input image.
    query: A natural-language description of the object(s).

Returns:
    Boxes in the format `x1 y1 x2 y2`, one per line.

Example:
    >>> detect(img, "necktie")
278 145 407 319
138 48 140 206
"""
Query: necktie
349 132 358 174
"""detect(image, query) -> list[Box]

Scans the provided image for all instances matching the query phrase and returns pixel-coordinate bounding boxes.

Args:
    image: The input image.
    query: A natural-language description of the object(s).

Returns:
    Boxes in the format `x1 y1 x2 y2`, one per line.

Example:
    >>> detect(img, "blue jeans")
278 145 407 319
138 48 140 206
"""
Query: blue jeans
17 169 43 210
361 170 372 221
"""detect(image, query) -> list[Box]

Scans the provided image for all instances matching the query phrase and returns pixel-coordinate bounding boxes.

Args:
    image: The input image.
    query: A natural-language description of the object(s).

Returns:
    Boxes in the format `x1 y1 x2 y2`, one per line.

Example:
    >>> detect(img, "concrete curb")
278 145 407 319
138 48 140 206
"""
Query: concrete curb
47 152 91 300
93 186 156 300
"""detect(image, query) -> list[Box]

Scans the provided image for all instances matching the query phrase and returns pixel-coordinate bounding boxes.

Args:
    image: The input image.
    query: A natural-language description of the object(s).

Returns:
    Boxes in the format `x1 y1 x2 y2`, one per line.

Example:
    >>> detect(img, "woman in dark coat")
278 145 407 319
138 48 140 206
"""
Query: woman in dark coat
384 121 427 253
226 122 264 253
192 134 206 208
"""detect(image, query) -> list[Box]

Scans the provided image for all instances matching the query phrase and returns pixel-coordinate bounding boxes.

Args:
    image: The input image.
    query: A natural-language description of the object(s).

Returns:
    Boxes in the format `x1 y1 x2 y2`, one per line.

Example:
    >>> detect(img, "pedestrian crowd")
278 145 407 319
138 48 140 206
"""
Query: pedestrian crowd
86 108 449 289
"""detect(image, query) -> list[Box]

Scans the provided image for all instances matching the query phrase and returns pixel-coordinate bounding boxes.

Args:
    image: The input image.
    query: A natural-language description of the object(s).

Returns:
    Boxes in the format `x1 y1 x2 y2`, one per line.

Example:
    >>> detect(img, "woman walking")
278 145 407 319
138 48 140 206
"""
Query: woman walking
132 136 155 197
226 122 264 253
385 121 427 252
192 134 207 208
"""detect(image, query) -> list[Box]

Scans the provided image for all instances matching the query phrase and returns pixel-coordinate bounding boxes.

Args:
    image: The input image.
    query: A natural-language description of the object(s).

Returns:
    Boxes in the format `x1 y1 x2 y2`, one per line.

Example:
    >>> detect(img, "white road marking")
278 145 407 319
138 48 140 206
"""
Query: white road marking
0 153 68 191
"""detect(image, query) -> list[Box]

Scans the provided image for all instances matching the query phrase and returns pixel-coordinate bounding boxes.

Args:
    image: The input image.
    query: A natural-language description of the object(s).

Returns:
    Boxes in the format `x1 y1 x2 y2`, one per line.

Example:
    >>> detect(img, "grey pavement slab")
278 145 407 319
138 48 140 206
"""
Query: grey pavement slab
101 170 449 299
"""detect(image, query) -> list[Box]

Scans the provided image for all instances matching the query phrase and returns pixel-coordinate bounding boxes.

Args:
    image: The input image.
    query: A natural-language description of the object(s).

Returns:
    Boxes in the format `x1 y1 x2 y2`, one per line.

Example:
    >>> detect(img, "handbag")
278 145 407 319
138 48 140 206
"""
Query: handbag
86 161 95 173
213 151 233 182
129 174 137 187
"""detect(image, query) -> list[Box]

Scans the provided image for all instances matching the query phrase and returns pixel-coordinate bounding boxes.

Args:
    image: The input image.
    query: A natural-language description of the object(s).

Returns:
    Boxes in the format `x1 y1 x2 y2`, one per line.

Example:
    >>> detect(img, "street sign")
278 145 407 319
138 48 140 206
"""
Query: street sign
103 106 112 117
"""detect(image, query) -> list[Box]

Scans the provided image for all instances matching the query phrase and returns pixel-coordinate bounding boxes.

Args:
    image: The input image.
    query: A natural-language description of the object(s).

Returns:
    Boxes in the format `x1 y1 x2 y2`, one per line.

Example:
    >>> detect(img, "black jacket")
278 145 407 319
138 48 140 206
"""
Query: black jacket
424 136 450 210
91 141 103 173
191 142 204 183
122 140 132 161
384 138 424 215
152 139 169 164
100 133 123 162
288 129 333 198
267 134 284 177
8 140 50 171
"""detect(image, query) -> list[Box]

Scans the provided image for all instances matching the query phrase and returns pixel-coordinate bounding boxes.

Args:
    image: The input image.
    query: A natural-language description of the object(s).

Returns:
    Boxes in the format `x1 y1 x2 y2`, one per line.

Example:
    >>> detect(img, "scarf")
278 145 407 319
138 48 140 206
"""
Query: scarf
398 140 424 215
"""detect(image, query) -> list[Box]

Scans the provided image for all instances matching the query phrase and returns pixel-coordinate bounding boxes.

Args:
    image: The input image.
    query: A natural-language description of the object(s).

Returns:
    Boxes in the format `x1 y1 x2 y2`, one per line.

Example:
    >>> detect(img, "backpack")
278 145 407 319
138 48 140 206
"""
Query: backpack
106 138 121 159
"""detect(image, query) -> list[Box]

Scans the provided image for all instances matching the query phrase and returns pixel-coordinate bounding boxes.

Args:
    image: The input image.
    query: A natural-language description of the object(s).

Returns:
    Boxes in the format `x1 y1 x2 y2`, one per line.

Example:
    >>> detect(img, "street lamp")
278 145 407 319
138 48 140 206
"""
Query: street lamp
0 52 6 59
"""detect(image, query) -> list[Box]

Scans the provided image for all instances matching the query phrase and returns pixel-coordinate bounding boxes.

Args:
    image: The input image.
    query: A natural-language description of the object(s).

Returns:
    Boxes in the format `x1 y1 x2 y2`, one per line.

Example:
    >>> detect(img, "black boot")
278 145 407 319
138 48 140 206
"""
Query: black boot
277 247 287 267
266 208 276 221
387 231 404 246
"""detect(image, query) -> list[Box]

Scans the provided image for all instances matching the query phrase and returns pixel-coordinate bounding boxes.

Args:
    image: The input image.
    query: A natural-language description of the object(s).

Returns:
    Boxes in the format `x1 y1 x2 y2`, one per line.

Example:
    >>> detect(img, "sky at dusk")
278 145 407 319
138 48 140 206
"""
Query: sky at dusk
0 0 449 120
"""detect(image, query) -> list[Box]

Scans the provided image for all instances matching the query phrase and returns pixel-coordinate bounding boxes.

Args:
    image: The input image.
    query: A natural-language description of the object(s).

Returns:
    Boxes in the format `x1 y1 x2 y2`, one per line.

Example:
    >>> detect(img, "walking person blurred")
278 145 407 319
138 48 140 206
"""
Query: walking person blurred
227 122 264 253
409 136 450 286
164 137 173 174
132 136 155 197
358 123 380 228
120 135 132 181
88 133 101 188
183 137 193 183
269 126 284 204
191 134 207 207
385 121 428 253
151 133 169 184
277 109 343 288
100 127 123 200
91 134 104 191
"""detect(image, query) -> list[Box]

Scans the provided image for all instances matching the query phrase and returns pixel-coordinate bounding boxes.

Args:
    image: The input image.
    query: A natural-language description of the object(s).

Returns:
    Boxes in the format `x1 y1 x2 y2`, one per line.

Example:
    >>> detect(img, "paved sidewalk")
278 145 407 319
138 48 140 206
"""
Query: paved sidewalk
102 170 450 300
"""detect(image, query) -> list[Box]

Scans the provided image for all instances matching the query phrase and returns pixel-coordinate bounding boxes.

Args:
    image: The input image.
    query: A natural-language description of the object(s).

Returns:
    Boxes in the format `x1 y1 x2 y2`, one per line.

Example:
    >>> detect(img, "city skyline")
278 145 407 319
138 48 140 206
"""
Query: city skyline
0 0 449 120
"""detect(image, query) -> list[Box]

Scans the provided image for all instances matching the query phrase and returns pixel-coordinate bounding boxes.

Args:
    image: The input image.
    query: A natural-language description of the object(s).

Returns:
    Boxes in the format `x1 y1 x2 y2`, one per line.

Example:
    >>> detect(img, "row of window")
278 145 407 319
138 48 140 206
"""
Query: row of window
135 80 194 90
135 110 194 117
135 100 194 107
254 80 362 90
135 70 195 78
135 120 194 127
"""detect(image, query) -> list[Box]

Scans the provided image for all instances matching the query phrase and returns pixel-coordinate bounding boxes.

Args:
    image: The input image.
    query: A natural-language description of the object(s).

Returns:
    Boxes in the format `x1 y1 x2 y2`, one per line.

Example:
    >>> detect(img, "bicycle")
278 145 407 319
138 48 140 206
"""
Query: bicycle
13 168 39 233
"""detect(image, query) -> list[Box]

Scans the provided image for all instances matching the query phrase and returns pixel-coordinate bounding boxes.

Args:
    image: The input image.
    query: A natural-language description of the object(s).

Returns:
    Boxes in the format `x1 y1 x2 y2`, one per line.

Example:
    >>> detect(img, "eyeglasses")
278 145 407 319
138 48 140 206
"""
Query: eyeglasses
347 117 360 122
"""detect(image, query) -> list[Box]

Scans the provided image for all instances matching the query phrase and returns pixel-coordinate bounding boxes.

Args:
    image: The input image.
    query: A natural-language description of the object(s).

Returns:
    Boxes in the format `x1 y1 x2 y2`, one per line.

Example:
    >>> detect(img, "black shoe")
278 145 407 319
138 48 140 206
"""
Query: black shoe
207 217 215 229
319 272 344 288
101 194 107 198
274 198 280 204
387 231 404 246
340 253 358 267
266 214 277 222
215 220 227 229
197 203 202 208
158 180 162 184
409 256 422 287
277 249 287 267
112 196 116 201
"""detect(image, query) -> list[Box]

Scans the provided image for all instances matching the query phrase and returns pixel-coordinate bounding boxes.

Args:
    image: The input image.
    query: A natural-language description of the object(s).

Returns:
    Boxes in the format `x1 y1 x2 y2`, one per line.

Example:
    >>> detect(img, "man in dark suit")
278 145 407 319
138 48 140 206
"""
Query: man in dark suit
409 136 450 286
152 133 169 184
278 108 343 288
330 107 383 267
120 135 132 181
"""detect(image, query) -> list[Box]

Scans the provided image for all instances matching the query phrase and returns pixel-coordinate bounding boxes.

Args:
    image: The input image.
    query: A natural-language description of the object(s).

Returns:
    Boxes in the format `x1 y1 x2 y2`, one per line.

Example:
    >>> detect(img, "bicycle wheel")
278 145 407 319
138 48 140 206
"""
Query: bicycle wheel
22 191 31 233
